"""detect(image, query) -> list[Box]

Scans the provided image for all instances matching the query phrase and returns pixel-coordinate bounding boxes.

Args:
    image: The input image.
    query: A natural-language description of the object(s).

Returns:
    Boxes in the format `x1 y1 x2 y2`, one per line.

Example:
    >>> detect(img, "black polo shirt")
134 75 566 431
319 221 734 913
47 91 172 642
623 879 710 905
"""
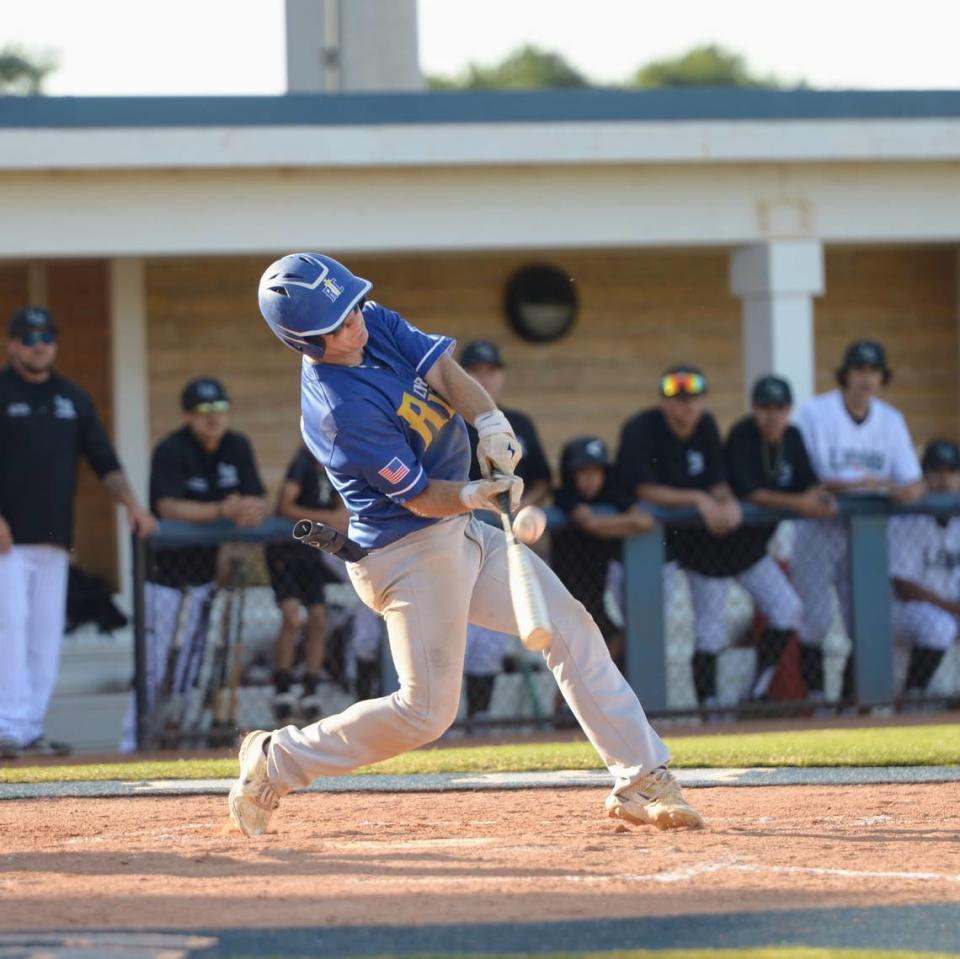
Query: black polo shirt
283 447 340 511
723 416 819 569
466 406 552 488
615 407 747 576
0 366 121 549
149 426 265 587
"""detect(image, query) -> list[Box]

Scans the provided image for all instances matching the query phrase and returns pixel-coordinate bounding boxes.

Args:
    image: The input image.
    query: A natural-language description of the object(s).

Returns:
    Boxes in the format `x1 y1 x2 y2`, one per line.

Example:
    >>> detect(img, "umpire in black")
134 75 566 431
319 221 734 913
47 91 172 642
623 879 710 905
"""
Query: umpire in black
119 376 266 751
0 306 155 759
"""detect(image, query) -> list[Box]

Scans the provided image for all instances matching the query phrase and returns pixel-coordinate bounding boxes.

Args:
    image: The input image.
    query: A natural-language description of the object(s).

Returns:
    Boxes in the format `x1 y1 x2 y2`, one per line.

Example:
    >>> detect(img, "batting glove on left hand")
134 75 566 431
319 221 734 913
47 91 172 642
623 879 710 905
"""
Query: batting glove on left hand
474 410 522 479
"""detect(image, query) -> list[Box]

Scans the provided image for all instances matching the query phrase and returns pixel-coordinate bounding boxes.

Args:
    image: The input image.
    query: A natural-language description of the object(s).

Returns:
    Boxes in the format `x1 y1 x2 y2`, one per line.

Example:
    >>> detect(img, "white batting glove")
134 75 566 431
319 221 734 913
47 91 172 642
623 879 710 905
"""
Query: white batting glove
474 410 522 479
459 474 524 513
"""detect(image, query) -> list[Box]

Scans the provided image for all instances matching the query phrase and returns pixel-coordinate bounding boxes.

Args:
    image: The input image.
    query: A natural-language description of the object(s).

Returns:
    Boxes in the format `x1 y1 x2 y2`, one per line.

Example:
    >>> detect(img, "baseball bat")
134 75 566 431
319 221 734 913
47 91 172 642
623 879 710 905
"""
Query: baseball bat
293 519 369 562
225 560 248 728
496 492 553 653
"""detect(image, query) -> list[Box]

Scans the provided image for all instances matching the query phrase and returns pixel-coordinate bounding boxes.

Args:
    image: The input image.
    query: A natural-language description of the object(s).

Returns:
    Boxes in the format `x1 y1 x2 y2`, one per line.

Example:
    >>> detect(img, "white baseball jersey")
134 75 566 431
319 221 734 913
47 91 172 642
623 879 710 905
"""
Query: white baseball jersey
888 514 960 600
796 390 921 487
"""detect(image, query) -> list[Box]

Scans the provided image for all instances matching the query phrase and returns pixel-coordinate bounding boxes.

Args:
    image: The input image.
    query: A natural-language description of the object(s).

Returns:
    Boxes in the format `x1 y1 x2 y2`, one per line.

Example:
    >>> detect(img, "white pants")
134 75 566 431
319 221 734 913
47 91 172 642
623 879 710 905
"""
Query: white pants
791 519 852 648
892 600 958 652
268 515 670 794
673 556 803 655
119 581 215 752
0 545 69 746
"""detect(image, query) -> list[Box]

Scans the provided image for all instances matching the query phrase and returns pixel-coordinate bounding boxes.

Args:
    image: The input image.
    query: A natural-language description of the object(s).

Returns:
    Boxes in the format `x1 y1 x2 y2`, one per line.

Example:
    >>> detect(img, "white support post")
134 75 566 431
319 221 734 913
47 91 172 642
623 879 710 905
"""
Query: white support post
109 258 150 610
730 240 824 409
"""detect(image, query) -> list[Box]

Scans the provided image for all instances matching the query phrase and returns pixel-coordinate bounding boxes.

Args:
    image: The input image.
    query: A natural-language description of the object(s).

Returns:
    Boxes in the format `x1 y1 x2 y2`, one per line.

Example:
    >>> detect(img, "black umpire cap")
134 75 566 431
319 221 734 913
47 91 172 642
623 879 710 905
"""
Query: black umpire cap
8 305 58 338
460 340 504 369
751 375 793 407
181 377 230 411
922 439 960 472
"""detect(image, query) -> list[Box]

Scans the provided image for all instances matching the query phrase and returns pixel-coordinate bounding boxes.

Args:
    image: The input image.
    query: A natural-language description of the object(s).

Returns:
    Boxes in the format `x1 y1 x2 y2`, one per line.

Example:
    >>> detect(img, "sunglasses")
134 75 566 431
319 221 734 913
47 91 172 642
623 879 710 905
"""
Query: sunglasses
660 372 706 398
20 330 56 346
191 400 230 414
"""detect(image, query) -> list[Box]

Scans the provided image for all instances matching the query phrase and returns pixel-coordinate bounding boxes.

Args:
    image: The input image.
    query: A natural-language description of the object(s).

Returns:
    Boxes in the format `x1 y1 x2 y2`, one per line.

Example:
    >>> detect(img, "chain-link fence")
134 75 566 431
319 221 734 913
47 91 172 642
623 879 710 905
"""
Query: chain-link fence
131 497 960 749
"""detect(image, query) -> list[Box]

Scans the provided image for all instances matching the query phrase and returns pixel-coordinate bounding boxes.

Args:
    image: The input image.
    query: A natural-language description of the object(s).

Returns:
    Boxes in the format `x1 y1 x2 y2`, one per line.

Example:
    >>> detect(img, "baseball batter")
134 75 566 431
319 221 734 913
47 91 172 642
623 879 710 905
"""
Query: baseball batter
888 439 960 701
229 252 703 836
793 339 923 703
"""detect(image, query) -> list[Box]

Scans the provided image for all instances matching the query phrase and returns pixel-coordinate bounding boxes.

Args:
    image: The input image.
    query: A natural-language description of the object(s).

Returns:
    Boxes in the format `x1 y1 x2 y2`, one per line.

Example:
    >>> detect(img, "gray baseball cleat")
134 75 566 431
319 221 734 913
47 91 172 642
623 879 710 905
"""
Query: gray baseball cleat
228 730 280 837
605 765 704 830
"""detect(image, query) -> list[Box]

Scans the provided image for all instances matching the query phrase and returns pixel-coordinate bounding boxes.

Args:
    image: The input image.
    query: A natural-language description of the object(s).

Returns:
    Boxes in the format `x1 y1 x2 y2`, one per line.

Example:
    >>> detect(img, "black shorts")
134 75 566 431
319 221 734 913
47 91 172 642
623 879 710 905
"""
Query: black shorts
265 542 340 606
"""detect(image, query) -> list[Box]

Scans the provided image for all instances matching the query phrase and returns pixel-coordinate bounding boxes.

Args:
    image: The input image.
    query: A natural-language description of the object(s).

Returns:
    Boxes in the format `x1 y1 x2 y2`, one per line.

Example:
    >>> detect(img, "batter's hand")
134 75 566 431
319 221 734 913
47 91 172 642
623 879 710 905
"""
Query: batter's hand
460 474 524 513
0 516 12 554
474 410 521 479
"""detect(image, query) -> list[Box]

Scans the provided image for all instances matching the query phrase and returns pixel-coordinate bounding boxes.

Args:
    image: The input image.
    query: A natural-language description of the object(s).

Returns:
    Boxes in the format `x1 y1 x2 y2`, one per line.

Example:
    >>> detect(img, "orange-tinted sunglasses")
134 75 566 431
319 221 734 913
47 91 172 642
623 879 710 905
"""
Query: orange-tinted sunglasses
660 372 706 398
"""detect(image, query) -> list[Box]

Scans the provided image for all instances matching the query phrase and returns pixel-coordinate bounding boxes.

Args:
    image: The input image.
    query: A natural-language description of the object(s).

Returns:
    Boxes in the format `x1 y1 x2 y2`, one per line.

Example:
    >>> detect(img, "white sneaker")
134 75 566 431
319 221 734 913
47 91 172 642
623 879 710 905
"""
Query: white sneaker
605 766 704 830
228 730 280 837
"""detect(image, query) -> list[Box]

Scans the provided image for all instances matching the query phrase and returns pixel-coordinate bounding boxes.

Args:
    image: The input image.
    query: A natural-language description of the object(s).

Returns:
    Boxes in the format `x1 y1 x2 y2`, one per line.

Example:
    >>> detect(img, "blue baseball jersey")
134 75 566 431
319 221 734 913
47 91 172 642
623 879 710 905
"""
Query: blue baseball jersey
300 301 470 549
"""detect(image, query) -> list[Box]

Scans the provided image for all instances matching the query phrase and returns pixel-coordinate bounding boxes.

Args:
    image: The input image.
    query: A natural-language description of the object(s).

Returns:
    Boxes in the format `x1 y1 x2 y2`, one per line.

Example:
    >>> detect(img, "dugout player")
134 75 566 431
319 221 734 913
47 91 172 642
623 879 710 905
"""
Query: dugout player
0 306 155 759
229 252 704 837
118 377 266 752
615 366 805 711
724 375 837 702
794 339 923 705
887 439 960 704
267 443 349 723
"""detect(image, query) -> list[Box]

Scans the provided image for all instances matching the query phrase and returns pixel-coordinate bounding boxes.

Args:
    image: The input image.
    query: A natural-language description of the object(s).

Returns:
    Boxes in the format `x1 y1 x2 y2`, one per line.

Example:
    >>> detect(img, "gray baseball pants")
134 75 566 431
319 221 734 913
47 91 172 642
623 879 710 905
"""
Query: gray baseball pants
268 514 670 794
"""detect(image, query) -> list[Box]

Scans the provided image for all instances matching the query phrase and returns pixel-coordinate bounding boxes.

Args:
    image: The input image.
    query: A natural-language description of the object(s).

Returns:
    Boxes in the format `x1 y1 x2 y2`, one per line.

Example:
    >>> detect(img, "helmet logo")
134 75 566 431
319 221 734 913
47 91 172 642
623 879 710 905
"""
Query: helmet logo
321 277 344 302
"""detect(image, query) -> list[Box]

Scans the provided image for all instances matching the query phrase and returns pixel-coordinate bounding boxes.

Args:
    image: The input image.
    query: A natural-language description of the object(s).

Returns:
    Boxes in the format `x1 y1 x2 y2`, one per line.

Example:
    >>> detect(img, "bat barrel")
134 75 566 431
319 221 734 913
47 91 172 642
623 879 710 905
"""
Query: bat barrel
292 519 313 541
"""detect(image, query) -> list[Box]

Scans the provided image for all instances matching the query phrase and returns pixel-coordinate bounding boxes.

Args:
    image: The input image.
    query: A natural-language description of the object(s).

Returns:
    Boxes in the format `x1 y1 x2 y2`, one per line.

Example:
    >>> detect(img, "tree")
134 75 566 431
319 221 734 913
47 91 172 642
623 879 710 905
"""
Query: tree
429 45 590 90
631 44 786 89
0 45 58 95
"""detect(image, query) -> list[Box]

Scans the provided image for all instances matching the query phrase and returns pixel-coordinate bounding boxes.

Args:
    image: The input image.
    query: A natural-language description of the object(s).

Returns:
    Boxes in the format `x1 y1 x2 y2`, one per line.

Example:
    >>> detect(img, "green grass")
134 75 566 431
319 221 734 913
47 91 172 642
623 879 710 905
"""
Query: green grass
1 724 957 785
233 950 960 959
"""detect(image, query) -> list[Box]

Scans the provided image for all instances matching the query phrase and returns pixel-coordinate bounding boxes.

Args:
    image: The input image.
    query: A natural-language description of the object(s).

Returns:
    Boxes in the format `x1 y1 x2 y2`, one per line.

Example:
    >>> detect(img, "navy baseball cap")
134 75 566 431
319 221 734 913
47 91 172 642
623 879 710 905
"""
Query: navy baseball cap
181 377 230 411
561 436 610 473
922 439 960 471
8 305 58 338
460 340 504 369
842 339 888 371
751 375 793 407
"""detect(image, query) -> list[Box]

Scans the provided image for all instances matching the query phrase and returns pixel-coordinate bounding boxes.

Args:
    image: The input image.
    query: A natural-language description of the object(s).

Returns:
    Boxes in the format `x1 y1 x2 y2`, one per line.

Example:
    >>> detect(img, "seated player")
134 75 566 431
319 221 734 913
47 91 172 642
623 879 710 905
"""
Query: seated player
888 439 960 705
266 443 349 723
724 375 836 702
552 436 655 668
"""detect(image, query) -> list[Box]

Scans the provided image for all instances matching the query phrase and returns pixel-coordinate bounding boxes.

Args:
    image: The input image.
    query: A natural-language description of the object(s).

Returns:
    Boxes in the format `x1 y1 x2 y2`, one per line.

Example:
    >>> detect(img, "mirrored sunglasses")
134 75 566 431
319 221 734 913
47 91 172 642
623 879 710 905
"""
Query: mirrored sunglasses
660 372 706 398
20 330 56 346
191 400 230 414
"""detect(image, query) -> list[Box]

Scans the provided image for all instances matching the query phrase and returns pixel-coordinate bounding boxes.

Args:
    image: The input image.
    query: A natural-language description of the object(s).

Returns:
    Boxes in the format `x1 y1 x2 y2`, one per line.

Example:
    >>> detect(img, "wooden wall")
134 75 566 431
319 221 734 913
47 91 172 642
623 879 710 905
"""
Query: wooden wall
144 245 958 503
817 247 958 447
0 261 117 586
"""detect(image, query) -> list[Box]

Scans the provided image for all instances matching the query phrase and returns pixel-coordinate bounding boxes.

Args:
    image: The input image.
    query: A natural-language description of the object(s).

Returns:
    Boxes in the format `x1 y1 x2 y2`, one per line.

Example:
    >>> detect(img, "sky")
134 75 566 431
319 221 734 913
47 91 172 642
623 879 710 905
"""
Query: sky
2 0 959 96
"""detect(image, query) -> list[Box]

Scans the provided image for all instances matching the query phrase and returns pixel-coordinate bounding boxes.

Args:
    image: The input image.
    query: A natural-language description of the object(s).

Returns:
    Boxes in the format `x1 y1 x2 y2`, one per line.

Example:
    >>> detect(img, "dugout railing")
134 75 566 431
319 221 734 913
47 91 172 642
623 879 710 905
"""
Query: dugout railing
130 495 960 750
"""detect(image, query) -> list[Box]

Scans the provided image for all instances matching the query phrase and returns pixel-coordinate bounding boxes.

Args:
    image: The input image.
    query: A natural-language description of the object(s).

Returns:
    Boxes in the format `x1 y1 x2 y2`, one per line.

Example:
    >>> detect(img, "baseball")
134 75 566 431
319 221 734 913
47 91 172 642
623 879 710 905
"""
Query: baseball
512 505 547 544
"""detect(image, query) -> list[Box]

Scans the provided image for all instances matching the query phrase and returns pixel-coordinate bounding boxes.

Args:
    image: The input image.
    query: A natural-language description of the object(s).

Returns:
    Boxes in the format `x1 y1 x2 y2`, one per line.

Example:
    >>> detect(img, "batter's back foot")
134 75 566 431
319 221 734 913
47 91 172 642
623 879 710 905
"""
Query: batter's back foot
605 766 704 830
228 729 280 837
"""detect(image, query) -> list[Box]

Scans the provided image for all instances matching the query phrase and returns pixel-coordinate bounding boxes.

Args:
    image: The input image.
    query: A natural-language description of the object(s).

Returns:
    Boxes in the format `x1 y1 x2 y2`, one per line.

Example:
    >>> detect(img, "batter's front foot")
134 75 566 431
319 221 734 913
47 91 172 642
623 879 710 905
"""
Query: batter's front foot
228 729 280 837
606 766 704 830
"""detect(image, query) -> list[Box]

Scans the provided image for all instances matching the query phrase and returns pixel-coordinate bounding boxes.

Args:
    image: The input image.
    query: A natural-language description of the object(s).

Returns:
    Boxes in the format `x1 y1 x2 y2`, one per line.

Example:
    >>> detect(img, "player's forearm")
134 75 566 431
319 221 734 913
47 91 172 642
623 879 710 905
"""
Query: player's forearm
892 577 959 613
424 354 496 423
155 497 224 523
748 489 811 513
403 480 472 518
635 484 706 509
102 470 139 509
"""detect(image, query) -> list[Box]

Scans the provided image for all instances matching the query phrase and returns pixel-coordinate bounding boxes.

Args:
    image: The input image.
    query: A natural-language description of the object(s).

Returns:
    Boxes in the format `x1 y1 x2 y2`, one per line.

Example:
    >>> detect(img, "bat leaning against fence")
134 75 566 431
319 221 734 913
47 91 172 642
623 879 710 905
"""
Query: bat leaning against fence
153 587 192 748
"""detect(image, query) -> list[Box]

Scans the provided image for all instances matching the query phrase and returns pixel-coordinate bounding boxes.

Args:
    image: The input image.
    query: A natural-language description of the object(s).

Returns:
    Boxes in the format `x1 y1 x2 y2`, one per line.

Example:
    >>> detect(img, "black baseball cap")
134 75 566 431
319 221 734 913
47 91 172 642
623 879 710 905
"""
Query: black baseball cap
181 377 230 411
842 339 888 371
751 375 793 407
922 439 960 472
460 340 504 369
561 436 610 473
8 305 58 339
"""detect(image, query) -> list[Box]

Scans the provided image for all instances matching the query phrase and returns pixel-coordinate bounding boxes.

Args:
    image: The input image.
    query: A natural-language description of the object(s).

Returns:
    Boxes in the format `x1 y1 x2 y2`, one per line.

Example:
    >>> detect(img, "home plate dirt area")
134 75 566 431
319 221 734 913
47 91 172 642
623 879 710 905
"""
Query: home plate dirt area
1 783 959 947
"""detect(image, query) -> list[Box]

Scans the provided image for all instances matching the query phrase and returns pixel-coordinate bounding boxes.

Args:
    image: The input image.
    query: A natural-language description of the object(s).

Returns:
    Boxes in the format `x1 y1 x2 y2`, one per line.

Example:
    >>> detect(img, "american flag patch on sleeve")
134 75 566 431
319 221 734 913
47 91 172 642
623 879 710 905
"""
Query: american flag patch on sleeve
378 457 411 485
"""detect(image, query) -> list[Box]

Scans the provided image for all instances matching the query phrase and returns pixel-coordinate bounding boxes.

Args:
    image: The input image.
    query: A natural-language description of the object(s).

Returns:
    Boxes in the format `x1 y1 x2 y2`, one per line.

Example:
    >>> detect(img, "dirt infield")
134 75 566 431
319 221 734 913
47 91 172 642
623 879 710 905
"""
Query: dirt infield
2 783 959 933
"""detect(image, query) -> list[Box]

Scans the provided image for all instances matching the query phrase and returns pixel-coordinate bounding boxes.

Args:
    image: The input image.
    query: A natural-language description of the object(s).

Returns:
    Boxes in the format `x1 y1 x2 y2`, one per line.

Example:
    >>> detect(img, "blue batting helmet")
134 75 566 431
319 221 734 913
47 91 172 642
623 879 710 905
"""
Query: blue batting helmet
258 253 372 360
